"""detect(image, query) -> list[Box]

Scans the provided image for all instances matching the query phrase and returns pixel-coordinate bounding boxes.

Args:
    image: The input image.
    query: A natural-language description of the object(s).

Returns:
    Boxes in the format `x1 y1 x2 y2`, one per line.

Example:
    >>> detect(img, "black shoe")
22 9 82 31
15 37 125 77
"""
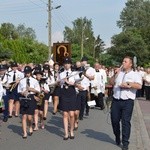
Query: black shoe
100 106 105 110
122 146 128 150
52 112 56 115
74 127 78 131
79 117 83 120
63 136 69 140
3 117 8 122
15 115 19 117
70 136 75 139
43 117 47 120
28 132 33 136
8 115 12 118
22 135 27 139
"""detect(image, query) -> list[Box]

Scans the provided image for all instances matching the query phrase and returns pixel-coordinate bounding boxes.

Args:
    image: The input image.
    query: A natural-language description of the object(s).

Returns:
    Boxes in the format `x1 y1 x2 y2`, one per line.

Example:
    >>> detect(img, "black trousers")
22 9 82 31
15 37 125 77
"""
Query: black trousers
111 98 134 148
78 90 87 118
91 92 104 109
145 86 150 100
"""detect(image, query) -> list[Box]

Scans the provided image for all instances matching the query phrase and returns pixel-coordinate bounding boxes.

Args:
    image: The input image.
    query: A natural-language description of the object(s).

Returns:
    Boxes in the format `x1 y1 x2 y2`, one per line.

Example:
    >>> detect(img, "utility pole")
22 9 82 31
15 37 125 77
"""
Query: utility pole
48 0 51 60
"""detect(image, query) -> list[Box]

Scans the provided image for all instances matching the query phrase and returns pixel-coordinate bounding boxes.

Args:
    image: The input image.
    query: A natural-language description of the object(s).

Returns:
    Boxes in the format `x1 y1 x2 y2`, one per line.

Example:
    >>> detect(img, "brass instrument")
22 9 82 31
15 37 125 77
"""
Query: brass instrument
36 92 44 106
9 82 18 92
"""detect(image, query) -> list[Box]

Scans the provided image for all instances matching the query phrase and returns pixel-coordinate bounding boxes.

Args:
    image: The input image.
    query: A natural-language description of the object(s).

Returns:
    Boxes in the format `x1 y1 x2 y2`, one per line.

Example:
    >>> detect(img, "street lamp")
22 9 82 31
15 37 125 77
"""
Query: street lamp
48 0 61 60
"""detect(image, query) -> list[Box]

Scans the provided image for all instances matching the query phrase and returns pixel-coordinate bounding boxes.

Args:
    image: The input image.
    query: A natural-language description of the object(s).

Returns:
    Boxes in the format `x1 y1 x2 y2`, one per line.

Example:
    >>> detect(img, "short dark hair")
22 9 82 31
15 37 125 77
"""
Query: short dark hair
124 56 133 67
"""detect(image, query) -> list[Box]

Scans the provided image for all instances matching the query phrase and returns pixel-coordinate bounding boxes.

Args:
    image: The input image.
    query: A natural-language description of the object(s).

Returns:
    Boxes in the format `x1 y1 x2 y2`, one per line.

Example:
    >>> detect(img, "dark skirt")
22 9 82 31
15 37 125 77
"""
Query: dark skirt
59 86 76 111
8 85 20 101
35 100 44 111
44 92 51 101
52 86 61 97
20 94 36 115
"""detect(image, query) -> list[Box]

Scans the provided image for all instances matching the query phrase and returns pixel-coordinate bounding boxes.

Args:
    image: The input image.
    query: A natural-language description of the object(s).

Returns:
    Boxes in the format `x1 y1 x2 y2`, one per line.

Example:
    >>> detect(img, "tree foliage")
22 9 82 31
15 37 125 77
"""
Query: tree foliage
0 23 48 63
63 17 105 62
108 29 148 66
117 0 150 30
108 0 150 67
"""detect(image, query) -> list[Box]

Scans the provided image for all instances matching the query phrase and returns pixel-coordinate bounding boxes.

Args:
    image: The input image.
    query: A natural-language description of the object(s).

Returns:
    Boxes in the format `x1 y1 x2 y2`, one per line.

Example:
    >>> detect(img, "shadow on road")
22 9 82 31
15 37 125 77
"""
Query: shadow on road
7 125 22 136
47 115 63 129
45 125 64 138
81 129 115 144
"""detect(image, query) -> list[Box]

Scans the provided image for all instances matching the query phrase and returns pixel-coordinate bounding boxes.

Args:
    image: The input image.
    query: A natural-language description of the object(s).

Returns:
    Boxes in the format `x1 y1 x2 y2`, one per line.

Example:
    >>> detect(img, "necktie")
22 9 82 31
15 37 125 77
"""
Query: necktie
13 71 16 81
66 72 69 81
26 78 30 87
54 71 57 81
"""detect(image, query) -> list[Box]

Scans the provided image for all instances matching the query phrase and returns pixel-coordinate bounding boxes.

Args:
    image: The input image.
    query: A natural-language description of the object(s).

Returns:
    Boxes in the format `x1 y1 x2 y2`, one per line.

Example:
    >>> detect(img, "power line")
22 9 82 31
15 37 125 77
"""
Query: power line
39 0 47 4
28 0 46 10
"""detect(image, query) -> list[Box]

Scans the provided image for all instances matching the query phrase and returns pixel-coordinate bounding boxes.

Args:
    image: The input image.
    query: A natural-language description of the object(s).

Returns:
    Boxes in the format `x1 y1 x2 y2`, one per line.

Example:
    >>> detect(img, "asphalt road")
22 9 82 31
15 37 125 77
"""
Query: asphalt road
0 104 137 150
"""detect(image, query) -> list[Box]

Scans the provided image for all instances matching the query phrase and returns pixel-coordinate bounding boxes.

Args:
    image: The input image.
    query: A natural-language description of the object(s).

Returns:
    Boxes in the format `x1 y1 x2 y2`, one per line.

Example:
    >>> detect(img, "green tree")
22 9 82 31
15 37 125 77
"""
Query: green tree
0 23 18 40
0 22 48 63
94 35 105 60
117 0 150 30
108 29 148 66
63 17 95 61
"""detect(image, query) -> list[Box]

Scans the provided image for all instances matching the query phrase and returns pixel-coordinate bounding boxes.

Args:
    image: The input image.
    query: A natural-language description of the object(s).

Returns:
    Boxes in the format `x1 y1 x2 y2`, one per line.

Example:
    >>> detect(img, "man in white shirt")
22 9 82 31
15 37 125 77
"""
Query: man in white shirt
110 56 142 150
80 56 95 117
91 62 105 110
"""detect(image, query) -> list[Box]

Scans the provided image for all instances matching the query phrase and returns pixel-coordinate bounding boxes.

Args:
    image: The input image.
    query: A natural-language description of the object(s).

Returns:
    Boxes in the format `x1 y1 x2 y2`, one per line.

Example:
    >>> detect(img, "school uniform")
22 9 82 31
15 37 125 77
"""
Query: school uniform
3 69 24 101
51 70 61 96
59 69 77 111
18 76 40 115
35 79 50 111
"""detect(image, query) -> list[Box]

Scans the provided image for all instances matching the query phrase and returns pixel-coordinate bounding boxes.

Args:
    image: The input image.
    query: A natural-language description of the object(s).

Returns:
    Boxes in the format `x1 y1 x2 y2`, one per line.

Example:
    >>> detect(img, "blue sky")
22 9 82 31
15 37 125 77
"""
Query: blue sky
0 0 126 47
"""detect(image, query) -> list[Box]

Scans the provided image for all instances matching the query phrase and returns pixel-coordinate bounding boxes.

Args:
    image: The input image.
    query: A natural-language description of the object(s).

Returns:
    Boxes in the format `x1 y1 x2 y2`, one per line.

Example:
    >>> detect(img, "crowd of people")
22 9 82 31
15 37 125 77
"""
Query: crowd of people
0 56 108 139
0 56 149 150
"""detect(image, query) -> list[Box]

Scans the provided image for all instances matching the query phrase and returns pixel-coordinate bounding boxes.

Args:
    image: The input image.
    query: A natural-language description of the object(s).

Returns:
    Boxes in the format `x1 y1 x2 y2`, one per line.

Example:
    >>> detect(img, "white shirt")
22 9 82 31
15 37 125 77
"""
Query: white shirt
75 74 89 91
144 73 150 86
18 76 40 94
0 81 3 99
50 70 59 84
39 81 50 91
43 72 54 85
59 69 76 84
99 69 107 93
113 70 142 100
91 70 103 94
3 70 24 84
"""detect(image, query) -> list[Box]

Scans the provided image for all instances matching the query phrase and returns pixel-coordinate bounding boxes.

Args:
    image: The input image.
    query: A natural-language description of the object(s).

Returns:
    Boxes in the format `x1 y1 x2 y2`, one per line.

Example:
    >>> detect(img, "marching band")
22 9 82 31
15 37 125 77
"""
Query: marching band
0 57 108 140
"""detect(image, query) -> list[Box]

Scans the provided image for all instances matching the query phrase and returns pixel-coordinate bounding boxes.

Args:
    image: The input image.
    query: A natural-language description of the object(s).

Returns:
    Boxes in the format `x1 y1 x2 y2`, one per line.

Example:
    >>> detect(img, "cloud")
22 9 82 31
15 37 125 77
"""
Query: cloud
52 31 64 44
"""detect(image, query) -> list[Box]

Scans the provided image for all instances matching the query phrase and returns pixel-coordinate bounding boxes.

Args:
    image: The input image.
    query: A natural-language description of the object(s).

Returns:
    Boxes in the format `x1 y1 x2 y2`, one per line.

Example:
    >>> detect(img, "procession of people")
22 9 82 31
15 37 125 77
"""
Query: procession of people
0 56 149 150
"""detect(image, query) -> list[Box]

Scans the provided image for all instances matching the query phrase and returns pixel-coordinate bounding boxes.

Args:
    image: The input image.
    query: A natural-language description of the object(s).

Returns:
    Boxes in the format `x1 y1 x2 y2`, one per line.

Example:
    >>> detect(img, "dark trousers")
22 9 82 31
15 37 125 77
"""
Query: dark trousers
91 92 104 109
78 90 87 118
111 98 134 148
3 90 10 118
145 86 150 100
